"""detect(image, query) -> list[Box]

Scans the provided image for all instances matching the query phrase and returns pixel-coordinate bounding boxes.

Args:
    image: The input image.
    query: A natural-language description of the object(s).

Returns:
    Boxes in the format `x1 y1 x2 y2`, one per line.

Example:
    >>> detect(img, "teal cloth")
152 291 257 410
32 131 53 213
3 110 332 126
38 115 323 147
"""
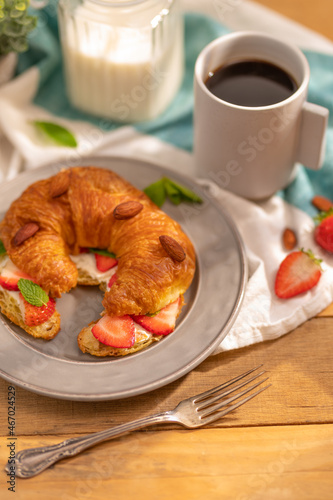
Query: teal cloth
18 2 333 217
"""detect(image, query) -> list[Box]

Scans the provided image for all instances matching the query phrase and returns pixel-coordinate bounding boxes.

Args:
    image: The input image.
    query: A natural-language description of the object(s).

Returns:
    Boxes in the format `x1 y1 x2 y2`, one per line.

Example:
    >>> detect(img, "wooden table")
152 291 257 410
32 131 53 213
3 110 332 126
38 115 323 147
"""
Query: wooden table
1 1 333 499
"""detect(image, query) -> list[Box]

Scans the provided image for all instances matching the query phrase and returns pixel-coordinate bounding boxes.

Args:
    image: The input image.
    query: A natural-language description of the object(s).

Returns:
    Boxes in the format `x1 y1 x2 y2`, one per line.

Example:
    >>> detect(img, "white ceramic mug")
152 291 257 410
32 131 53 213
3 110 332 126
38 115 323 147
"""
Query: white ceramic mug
194 31 329 200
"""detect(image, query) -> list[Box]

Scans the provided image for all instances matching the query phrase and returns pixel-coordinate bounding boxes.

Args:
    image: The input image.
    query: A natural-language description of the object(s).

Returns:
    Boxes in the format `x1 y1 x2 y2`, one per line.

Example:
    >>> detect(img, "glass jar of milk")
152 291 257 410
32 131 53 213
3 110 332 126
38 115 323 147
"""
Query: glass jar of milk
58 0 183 122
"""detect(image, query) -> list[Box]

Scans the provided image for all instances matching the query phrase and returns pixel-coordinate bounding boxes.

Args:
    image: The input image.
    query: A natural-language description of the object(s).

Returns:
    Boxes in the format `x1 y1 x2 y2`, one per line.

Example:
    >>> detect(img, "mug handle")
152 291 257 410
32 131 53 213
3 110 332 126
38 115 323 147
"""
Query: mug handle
297 101 329 170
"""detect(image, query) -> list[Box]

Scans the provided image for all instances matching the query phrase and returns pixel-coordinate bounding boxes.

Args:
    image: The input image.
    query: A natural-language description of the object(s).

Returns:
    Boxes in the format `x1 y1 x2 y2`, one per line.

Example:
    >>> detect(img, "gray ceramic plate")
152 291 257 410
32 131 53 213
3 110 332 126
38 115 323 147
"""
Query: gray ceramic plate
0 156 247 400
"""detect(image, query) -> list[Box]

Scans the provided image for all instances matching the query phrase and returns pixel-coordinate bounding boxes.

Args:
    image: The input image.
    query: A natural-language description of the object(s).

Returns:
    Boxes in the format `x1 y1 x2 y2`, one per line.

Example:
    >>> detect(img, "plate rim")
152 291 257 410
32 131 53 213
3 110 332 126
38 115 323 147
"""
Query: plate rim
0 155 248 400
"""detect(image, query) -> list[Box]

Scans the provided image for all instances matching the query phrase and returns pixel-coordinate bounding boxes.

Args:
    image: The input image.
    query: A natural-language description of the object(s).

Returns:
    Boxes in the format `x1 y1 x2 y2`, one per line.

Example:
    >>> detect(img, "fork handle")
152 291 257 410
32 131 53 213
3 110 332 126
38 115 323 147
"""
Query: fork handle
12 411 175 478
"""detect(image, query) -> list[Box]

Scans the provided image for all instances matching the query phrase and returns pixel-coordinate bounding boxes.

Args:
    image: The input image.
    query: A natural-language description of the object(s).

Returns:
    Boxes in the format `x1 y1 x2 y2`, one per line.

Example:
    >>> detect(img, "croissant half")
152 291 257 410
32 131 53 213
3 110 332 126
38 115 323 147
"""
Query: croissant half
0 166 196 354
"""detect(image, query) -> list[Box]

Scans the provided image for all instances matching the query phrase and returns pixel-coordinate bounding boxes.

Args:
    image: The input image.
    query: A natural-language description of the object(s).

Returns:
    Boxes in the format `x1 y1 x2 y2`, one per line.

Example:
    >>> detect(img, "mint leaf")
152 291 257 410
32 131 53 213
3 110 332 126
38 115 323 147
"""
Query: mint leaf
144 179 166 207
18 279 49 307
144 177 202 207
33 121 77 148
164 179 182 205
0 239 6 256
163 178 203 204
89 248 117 258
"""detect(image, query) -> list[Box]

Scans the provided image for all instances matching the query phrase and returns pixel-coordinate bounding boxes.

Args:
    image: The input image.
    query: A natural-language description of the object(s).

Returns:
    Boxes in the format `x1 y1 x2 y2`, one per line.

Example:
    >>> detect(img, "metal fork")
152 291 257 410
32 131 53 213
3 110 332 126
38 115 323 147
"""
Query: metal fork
10 365 269 478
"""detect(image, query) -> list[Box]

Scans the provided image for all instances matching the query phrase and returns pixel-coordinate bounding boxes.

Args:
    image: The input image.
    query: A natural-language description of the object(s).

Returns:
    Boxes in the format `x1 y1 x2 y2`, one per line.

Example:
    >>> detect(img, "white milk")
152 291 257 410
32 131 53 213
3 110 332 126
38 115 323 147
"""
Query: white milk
58 0 183 122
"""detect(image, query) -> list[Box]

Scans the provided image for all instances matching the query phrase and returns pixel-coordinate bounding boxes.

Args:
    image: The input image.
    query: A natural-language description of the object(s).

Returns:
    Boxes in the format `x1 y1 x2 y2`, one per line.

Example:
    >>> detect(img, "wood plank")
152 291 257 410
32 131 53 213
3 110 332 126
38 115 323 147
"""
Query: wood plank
254 0 333 41
0 317 333 436
1 424 332 500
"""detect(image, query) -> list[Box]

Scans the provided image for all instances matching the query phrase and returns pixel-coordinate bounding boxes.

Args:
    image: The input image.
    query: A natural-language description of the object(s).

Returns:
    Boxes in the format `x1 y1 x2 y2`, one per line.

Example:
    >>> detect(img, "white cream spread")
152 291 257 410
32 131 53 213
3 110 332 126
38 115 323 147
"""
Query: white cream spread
0 254 10 272
132 325 152 345
70 253 117 284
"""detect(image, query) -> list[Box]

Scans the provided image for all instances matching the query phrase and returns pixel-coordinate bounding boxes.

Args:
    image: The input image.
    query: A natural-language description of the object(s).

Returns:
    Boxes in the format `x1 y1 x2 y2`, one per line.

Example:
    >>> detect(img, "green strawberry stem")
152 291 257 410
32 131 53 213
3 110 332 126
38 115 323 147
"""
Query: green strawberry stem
314 208 333 224
300 248 322 268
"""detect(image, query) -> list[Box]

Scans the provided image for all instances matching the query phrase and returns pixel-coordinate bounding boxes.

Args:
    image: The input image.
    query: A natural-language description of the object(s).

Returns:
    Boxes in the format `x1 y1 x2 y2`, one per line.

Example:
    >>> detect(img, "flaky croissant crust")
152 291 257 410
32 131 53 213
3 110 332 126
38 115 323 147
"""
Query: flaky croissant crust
0 167 196 316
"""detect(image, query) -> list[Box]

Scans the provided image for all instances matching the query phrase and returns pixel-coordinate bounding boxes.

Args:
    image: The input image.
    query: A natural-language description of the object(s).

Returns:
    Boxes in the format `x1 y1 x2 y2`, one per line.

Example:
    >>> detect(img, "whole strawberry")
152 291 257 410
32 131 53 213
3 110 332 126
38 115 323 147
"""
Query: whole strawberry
314 209 333 253
275 249 322 299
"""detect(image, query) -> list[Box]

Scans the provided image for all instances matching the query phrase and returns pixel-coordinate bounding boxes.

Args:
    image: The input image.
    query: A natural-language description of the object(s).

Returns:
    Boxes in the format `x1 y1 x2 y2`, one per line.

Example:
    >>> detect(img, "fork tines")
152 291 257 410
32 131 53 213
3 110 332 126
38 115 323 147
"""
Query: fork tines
194 365 270 424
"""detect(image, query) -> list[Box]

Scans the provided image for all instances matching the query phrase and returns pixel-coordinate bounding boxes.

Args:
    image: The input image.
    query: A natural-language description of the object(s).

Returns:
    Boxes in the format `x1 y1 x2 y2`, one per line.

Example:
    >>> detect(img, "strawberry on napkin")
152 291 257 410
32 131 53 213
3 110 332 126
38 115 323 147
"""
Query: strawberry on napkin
201 183 333 353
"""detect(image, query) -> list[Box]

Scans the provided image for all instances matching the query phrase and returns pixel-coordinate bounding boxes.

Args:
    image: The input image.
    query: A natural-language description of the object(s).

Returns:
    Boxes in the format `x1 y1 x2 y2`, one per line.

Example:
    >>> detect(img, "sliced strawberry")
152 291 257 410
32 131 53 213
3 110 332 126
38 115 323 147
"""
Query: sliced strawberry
21 294 56 326
314 211 333 253
132 298 181 336
0 275 21 291
0 263 33 291
275 249 322 299
108 273 118 288
95 254 118 272
92 315 135 348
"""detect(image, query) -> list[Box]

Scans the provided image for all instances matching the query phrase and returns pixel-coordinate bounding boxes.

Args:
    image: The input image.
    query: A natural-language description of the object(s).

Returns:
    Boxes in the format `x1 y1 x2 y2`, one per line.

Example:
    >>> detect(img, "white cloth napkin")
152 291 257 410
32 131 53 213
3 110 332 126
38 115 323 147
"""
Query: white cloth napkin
201 182 333 352
1 1 333 354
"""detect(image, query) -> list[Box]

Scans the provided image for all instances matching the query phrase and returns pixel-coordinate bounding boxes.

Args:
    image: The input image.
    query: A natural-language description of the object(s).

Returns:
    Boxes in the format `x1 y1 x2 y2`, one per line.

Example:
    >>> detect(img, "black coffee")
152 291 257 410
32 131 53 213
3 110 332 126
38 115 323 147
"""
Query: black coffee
205 60 298 107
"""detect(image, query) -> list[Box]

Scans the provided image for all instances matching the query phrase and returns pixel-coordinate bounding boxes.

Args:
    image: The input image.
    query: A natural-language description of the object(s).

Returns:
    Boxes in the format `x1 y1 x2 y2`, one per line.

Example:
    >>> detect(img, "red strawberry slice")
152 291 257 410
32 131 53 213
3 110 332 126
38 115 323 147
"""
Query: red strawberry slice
132 298 181 336
0 275 22 291
0 264 33 291
94 254 118 272
275 249 322 299
108 273 118 288
92 315 135 348
21 294 56 326
314 211 333 253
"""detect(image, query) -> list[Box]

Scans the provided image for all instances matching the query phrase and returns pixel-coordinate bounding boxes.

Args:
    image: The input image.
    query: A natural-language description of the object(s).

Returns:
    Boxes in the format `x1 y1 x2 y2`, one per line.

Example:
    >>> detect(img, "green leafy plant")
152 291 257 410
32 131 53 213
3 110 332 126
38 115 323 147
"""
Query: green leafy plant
0 0 37 56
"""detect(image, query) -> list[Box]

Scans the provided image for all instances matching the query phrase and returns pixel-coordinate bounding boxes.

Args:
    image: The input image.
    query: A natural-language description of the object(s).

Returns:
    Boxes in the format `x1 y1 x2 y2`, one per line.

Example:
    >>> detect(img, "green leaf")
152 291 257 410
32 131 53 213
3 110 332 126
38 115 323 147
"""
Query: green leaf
163 177 203 204
144 179 166 207
89 248 117 258
164 179 182 205
0 239 7 256
10 8 23 18
4 20 25 35
15 2 26 11
18 279 49 307
33 121 78 148
144 177 202 207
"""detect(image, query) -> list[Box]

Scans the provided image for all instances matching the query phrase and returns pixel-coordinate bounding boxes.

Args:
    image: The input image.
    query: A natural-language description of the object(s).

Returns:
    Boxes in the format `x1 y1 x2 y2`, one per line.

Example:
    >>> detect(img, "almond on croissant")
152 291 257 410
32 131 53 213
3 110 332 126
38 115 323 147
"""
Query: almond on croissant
0 167 196 320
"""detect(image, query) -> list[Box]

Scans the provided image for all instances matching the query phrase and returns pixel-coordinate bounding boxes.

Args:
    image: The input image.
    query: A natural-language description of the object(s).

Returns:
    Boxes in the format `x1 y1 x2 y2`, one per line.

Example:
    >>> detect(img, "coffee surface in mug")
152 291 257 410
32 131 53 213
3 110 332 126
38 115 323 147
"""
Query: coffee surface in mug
205 60 298 107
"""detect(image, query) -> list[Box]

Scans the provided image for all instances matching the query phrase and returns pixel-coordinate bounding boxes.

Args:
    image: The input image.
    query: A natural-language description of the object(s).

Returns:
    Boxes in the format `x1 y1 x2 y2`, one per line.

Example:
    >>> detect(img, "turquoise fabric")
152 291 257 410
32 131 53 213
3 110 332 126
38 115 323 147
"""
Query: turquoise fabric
18 2 333 216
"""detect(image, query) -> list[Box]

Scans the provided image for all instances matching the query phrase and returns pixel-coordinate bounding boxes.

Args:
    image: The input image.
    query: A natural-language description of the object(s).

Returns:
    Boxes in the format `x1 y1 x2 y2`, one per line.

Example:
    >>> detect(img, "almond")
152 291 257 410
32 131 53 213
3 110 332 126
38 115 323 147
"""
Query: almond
282 228 297 251
49 170 71 198
159 235 186 262
311 195 333 213
13 222 40 246
113 201 143 220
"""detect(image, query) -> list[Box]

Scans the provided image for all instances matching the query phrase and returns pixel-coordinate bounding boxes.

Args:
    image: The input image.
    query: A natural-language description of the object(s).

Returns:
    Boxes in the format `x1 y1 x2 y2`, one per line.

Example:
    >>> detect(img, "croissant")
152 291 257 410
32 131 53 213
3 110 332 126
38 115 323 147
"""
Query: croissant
0 166 196 353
